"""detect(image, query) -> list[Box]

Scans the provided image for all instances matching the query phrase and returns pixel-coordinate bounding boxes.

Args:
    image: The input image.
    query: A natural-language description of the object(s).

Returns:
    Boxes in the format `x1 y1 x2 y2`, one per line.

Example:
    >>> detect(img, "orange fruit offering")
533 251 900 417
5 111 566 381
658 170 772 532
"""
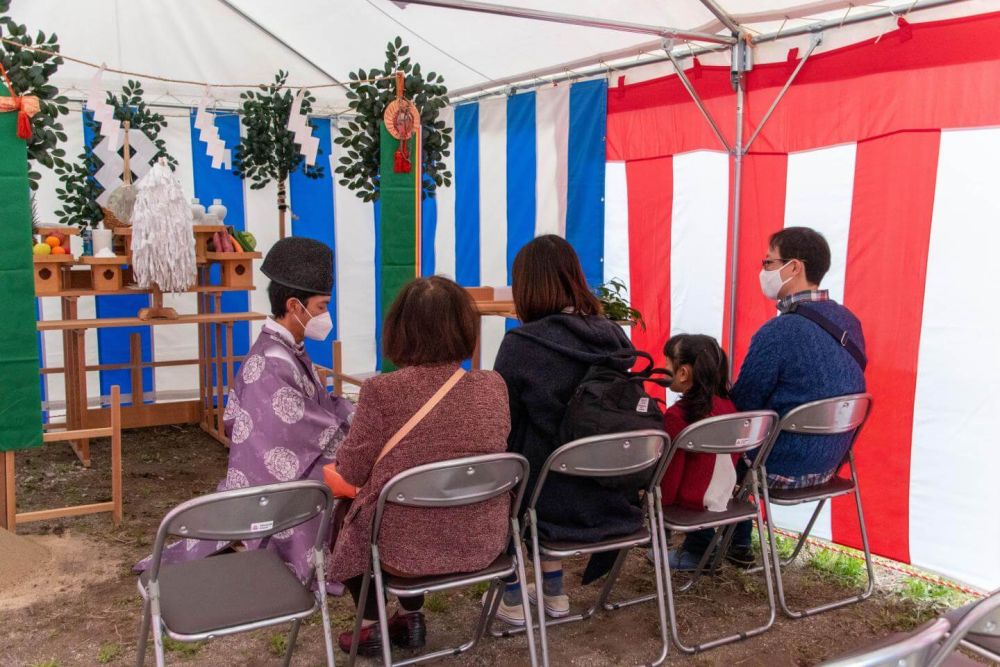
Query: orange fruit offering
45 235 61 248
51 246 67 255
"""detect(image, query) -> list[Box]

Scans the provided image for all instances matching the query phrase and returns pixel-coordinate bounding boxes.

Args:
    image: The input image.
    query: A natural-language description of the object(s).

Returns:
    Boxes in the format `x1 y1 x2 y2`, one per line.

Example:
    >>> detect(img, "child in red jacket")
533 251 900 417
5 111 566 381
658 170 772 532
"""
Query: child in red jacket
660 334 738 512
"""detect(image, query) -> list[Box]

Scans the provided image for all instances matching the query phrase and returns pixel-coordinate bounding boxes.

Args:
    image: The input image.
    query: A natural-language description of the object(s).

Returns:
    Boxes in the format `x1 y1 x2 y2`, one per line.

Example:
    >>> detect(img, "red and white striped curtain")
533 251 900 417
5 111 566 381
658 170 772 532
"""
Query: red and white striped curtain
603 12 1000 590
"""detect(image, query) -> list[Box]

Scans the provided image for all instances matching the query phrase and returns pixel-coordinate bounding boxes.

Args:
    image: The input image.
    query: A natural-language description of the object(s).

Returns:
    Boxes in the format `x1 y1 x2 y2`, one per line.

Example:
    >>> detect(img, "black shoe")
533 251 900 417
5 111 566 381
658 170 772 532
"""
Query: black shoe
726 545 755 569
388 610 427 649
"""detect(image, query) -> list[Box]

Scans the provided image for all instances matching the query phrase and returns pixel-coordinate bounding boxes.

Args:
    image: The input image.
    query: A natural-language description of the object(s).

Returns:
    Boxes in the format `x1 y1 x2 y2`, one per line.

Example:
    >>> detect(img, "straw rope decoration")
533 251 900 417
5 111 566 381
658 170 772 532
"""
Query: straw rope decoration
0 36 396 89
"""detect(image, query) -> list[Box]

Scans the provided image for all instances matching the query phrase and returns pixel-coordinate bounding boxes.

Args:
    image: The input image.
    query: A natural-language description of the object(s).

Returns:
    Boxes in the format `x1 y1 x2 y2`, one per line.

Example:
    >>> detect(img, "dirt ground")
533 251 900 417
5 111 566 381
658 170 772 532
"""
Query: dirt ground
0 425 976 667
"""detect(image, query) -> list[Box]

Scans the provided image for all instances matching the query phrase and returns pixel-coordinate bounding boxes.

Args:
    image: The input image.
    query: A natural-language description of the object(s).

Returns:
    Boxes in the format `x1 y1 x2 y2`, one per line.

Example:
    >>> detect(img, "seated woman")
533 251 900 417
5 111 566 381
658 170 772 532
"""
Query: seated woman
134 237 354 593
492 235 643 625
329 276 512 656
658 335 739 569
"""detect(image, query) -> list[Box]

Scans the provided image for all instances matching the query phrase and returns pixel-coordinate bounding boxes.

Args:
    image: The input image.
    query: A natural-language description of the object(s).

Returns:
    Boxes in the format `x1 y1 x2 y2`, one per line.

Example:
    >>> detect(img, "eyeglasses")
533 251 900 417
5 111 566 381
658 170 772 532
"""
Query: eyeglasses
761 257 804 269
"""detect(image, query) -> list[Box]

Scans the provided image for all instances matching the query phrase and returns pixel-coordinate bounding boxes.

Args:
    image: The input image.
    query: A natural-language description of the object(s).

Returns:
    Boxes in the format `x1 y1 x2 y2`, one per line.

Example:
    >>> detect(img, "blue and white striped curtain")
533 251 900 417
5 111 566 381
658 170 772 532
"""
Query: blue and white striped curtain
35 78 610 415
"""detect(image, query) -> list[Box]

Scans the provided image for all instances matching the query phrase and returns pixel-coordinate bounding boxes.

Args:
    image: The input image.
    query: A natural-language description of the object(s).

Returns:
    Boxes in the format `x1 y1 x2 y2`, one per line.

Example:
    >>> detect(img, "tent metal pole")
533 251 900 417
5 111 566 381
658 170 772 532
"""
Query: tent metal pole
751 0 967 44
698 0 743 35
396 0 737 45
727 51 746 382
448 0 968 103
665 50 732 153
215 0 346 88
744 33 823 152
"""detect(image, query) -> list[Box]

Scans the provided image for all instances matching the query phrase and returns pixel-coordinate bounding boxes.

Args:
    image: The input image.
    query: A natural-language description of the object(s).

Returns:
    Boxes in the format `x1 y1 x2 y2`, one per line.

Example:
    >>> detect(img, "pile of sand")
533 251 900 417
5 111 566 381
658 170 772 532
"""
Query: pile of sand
0 528 121 612
0 528 51 594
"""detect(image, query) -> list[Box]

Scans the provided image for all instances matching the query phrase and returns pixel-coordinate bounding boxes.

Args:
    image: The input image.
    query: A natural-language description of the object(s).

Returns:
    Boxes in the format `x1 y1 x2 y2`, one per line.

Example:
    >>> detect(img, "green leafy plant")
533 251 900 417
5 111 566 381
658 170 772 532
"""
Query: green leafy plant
807 547 867 588
162 637 203 656
335 36 452 202
96 643 122 664
268 632 287 657
0 0 69 191
595 278 645 330
234 70 323 238
54 79 175 228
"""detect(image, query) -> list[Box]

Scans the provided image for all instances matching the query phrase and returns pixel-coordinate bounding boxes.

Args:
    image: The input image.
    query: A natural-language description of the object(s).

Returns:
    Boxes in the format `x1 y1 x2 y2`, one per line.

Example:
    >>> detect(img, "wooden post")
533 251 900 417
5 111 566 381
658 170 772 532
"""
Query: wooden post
213 295 225 441
332 340 344 397
1 452 14 530
129 333 143 407
277 179 287 240
224 322 235 398
110 385 123 526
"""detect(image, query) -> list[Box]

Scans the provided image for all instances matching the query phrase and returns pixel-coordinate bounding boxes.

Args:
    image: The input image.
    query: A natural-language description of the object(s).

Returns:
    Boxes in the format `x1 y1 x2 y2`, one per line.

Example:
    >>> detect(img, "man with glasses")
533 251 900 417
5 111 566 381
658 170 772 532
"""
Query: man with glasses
669 226 866 571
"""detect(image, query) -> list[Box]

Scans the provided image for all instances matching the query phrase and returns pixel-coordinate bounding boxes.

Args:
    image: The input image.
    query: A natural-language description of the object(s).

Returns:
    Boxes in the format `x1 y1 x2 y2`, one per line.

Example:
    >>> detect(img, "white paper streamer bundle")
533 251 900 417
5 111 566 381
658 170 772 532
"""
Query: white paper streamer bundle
131 159 197 292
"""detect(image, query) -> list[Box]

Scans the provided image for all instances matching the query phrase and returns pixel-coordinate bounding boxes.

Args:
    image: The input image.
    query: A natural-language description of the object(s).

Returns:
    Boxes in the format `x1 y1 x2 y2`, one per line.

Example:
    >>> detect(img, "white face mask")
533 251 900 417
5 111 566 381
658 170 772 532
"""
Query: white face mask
294 300 334 341
759 261 793 300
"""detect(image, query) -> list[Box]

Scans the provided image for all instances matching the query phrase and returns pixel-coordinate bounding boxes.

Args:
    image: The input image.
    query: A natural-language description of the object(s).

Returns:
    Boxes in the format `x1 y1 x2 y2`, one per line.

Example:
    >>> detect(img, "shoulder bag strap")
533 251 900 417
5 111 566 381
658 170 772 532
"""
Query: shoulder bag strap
786 303 867 371
373 367 466 465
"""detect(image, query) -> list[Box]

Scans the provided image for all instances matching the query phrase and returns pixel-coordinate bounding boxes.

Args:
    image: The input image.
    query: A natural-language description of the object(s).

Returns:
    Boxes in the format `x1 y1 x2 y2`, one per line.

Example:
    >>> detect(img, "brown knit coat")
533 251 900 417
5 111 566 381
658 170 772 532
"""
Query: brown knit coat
329 363 511 582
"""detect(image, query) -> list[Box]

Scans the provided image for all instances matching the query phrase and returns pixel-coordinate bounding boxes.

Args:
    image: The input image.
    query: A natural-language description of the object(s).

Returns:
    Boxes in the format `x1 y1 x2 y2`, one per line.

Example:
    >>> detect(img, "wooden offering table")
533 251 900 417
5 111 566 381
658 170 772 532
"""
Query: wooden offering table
467 286 517 370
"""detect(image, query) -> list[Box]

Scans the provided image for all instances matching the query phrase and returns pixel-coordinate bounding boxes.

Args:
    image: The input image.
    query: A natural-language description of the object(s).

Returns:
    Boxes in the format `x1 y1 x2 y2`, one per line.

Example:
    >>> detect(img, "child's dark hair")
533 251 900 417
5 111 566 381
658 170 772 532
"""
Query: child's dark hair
663 334 731 423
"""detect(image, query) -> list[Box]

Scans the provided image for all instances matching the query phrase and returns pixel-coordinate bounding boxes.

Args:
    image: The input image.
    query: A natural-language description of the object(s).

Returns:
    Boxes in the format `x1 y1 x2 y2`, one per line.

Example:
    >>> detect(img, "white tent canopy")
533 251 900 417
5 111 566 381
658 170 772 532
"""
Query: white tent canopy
9 0 998 112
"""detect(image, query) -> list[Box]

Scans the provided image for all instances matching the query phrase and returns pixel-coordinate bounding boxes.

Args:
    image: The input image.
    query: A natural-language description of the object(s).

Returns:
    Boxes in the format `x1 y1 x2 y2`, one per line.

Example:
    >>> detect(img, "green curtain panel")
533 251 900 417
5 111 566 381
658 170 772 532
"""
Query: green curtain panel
378 124 418 373
0 107 43 451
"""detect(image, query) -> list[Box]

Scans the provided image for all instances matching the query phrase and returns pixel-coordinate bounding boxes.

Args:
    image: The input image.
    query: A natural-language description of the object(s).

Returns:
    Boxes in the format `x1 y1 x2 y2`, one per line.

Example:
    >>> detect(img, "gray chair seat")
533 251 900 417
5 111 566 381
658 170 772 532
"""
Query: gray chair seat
539 527 651 556
768 477 855 503
139 549 315 636
662 500 757 528
944 603 1000 656
387 554 515 594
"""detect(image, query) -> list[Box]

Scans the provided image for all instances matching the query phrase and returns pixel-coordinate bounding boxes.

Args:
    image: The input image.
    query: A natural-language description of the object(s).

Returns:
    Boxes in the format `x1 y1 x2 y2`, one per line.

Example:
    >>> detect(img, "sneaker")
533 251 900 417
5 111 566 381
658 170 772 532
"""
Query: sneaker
387 610 426 649
485 591 526 626
726 545 755 569
338 622 383 656
526 583 570 618
667 549 719 572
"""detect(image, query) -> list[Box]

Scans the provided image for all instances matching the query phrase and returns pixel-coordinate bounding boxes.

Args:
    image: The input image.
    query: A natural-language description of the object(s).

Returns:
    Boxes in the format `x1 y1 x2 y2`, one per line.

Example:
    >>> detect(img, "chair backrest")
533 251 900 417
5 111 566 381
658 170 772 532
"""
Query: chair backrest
671 411 779 457
820 617 950 667
528 430 670 509
757 393 872 467
927 589 1000 667
780 393 872 436
371 453 530 544
149 481 333 580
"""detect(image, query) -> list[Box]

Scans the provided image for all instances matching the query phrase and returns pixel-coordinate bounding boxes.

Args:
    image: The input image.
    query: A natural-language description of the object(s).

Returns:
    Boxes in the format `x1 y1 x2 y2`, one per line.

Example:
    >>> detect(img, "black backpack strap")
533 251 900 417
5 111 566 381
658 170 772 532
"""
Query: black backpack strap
786 303 867 371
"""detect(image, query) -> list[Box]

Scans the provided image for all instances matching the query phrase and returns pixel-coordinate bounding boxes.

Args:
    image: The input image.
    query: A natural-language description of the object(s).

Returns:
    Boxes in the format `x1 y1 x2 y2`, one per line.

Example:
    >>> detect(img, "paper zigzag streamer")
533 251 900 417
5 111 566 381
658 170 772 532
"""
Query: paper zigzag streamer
287 89 319 167
86 67 120 149
195 95 231 170
92 127 158 206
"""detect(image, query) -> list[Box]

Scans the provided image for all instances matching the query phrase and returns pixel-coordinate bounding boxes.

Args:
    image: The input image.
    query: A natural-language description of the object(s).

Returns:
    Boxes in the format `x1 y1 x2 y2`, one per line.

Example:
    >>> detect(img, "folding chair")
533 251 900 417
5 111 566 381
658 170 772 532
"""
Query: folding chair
641 411 779 653
487 430 672 667
345 453 538 667
136 480 337 667
756 393 874 619
931 588 1000 666
819 617 951 666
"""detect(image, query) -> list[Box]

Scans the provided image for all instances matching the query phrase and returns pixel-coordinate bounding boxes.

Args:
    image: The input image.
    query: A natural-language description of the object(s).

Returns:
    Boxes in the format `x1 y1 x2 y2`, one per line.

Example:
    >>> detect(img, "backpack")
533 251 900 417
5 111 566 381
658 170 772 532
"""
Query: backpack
559 349 672 489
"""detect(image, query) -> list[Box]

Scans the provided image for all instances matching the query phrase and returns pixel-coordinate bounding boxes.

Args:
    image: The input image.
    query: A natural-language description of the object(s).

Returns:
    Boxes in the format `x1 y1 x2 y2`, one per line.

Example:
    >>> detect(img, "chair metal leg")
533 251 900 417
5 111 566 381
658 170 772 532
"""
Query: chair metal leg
764 459 875 619
151 611 167 667
372 551 394 667
529 510 551 667
316 576 336 667
511 517 540 667
347 571 373 667
646 494 670 667
135 598 151 667
747 497 826 576
282 619 301 667
664 472 777 654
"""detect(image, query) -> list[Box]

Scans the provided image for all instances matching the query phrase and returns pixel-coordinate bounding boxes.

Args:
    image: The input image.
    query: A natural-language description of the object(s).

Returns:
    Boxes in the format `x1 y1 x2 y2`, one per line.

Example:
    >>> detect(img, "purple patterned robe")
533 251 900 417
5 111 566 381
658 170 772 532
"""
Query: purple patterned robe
134 320 354 593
